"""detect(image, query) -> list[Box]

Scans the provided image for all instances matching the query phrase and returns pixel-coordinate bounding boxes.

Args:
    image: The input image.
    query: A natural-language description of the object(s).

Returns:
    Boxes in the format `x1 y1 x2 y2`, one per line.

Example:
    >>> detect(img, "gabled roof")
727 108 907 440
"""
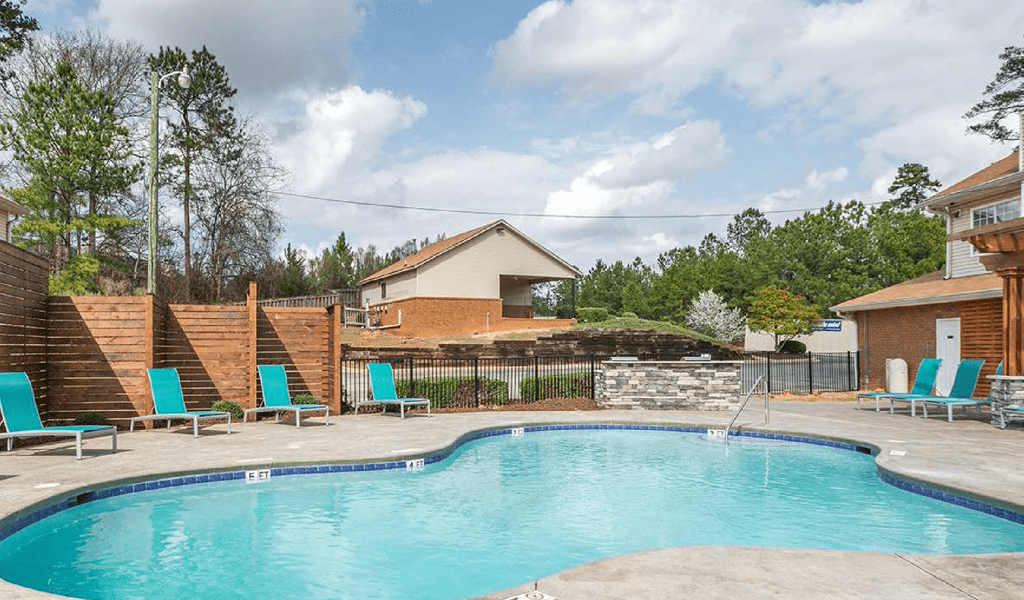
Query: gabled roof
923 151 1022 210
0 194 28 216
830 270 1001 313
357 220 580 285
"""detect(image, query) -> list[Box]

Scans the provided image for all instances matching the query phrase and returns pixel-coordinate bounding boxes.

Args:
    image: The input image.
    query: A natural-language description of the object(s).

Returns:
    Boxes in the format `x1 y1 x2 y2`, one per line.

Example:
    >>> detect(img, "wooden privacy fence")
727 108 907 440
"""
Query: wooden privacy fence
43 282 346 426
0 243 48 407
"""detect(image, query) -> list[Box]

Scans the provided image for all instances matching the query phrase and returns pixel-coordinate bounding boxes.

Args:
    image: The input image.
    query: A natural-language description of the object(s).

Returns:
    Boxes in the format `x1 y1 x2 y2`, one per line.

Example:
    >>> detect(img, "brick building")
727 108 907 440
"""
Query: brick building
358 220 580 337
833 151 1022 396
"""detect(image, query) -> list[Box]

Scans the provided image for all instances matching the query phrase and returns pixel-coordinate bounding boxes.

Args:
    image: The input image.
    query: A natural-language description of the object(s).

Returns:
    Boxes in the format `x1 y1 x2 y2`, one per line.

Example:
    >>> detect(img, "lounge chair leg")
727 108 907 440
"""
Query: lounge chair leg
75 433 83 460
922 403 927 418
296 411 301 427
193 417 199 437
948 405 954 423
112 429 117 453
227 415 231 434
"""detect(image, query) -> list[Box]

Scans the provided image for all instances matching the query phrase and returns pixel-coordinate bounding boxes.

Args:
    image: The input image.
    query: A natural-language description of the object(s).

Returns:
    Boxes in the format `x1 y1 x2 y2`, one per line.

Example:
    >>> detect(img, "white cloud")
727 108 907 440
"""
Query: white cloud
543 120 728 217
89 0 363 104
272 87 427 193
804 167 847 191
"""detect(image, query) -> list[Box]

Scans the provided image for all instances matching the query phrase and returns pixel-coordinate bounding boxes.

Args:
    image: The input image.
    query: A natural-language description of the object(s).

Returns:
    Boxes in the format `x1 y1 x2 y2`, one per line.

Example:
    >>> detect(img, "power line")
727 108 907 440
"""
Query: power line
277 190 879 220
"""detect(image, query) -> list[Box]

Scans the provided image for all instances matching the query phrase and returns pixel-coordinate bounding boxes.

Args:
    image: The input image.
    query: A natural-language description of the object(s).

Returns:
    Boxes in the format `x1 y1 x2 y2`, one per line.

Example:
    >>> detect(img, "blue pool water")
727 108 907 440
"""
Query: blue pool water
2 429 1023 600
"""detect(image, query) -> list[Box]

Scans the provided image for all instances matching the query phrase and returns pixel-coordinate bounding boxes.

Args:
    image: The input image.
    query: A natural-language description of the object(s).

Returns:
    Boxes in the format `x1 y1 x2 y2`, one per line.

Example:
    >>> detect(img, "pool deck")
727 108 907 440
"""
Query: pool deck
2 401 1024 600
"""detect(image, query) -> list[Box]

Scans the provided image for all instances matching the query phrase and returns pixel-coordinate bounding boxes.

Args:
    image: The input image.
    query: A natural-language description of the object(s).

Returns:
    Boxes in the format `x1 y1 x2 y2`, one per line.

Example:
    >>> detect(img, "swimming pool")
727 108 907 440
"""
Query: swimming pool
1 426 1023 600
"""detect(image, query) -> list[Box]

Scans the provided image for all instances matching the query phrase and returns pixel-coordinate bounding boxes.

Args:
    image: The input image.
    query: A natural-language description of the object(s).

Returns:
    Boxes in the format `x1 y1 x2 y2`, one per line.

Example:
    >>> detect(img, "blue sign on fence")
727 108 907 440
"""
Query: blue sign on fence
815 319 842 332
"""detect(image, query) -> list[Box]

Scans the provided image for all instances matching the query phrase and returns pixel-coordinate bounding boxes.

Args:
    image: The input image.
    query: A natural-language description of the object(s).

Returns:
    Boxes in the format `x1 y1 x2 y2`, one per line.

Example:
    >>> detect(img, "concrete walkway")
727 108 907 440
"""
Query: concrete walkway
2 402 1024 600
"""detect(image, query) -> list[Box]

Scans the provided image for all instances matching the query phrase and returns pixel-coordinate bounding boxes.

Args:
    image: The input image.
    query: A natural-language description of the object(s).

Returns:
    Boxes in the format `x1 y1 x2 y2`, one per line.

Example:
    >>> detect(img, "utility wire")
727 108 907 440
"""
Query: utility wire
277 190 882 220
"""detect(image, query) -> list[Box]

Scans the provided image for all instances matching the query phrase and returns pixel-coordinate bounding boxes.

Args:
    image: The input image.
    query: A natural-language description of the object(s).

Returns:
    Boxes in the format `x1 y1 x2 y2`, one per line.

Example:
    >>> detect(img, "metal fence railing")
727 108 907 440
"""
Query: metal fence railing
339 351 860 410
339 356 597 410
741 351 860 394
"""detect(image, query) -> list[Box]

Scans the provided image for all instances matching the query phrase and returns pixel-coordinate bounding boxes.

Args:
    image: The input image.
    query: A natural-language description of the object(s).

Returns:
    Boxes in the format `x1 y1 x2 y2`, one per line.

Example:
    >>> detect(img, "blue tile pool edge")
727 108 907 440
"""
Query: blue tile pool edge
3 423 1023 543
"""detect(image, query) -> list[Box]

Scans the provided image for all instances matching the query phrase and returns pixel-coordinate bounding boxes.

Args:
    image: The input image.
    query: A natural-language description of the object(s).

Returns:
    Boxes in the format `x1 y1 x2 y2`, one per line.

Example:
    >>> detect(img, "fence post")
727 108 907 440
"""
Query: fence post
807 351 814 394
534 356 540 403
473 357 480 407
247 281 258 409
590 353 596 400
846 350 853 392
766 352 772 394
408 357 415 396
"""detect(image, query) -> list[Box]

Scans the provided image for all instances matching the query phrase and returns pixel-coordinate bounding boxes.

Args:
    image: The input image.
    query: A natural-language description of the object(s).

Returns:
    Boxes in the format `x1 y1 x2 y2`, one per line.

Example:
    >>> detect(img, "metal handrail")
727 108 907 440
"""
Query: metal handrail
725 375 769 439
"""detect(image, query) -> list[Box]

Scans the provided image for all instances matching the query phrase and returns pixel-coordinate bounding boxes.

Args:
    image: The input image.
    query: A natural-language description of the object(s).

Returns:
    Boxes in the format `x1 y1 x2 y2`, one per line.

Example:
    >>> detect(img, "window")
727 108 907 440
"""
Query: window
972 199 1020 228
380 281 387 299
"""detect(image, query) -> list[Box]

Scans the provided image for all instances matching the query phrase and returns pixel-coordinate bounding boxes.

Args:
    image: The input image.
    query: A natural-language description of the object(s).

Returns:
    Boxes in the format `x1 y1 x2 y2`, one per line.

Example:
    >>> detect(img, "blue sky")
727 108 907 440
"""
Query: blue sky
28 0 1024 270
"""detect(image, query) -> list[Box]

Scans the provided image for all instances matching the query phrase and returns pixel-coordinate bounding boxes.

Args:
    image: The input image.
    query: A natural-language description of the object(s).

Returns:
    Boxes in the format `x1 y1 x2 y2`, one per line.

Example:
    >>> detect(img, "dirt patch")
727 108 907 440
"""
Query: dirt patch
768 391 857 402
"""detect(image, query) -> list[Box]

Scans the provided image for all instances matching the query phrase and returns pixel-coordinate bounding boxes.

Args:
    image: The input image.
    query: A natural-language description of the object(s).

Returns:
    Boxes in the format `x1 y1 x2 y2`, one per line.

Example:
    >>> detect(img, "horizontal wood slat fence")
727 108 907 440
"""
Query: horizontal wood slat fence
45 282 345 426
0 243 48 409
0 250 351 426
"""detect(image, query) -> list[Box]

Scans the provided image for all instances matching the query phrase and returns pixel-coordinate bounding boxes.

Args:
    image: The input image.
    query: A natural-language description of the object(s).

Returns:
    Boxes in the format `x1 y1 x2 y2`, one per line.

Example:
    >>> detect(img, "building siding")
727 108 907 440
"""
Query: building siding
856 299 1001 398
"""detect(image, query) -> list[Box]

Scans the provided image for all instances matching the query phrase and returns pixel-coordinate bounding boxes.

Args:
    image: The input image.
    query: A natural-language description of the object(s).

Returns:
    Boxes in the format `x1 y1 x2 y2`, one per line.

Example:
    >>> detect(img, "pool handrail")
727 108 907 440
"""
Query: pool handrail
724 375 769 440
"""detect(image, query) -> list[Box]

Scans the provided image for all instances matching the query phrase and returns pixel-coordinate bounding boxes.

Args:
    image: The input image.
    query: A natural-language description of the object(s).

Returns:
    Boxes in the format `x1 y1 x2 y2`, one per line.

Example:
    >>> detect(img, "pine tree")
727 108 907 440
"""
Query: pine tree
150 46 237 299
2 60 139 284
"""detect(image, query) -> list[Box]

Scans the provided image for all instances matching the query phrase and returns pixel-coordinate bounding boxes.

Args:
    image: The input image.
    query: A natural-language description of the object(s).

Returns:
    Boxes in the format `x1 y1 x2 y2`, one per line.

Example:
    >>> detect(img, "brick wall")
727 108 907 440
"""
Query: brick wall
856 299 1001 397
597 360 742 410
372 296 574 337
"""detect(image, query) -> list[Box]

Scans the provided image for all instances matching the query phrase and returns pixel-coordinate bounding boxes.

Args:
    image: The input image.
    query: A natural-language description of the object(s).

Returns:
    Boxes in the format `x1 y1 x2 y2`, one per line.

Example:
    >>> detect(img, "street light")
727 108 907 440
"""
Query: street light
147 66 191 295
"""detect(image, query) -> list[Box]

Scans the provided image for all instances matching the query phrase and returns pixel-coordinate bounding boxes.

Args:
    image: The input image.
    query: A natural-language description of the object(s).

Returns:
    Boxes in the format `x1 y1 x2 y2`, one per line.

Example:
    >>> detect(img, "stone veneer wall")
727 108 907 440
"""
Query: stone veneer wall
596 360 742 411
988 375 1024 426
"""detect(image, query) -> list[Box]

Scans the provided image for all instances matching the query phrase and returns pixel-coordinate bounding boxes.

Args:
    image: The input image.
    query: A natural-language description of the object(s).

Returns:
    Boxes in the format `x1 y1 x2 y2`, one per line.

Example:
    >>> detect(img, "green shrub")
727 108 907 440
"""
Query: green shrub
778 340 807 354
395 376 509 407
519 372 592 401
576 307 609 323
621 311 638 319
293 393 322 405
74 412 110 426
211 400 243 419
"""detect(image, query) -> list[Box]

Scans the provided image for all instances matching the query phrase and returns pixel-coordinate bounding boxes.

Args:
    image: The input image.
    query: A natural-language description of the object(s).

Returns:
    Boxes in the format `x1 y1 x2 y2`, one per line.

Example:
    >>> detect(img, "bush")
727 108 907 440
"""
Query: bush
621 311 638 319
293 393 322 405
74 412 110 426
778 340 807 354
395 376 509 408
519 372 592 401
576 307 609 323
211 400 243 419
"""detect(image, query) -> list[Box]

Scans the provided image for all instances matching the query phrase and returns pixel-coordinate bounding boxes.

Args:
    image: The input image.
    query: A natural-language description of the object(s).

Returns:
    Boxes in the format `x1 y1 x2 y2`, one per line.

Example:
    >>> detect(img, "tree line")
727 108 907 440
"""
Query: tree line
534 164 947 333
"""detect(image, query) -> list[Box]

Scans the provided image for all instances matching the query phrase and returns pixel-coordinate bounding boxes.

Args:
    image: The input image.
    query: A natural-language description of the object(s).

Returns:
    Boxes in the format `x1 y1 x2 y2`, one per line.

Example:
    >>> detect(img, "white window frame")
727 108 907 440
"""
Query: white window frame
970 198 1022 255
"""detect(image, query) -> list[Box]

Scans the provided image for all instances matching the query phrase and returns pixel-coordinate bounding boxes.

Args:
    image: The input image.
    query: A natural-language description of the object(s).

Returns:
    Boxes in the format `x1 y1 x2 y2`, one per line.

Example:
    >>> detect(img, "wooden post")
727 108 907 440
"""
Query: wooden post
330 304 342 413
248 281 258 409
144 293 155 370
981 253 1024 377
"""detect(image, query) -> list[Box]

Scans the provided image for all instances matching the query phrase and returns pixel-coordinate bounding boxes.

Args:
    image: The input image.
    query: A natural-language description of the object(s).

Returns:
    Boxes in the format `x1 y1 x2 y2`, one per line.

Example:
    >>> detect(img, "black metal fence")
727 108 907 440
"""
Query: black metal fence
339 351 860 410
741 351 860 394
340 356 597 410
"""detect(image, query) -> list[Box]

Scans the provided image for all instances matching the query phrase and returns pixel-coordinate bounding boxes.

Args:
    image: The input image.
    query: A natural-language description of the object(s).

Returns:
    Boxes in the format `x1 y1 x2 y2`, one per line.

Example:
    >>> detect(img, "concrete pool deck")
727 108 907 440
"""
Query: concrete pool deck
2 401 1024 600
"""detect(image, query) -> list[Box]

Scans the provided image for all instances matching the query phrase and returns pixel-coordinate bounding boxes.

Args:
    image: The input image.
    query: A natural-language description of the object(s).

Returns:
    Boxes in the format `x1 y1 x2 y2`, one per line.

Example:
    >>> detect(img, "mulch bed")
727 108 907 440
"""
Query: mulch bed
433 397 601 413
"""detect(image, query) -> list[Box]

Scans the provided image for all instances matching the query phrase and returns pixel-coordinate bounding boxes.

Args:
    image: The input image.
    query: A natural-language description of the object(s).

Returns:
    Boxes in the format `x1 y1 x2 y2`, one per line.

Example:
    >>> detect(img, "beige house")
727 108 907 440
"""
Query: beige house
358 220 580 336
0 195 28 244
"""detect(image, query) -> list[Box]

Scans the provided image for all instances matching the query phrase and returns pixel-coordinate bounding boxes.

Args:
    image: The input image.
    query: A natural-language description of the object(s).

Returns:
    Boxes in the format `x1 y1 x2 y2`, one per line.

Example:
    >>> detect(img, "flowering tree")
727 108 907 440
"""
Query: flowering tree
684 289 746 341
746 286 819 351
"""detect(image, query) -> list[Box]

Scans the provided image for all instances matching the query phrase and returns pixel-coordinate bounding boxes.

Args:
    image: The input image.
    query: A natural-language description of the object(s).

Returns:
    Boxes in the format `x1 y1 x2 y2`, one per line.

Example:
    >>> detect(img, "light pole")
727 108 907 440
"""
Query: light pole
147 66 191 295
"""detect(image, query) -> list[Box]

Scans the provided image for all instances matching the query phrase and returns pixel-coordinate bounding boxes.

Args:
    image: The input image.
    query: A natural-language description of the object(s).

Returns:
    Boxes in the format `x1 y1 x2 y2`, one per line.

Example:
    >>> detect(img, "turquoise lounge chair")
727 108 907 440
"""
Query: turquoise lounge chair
244 365 330 427
920 362 999 422
130 368 232 437
856 358 941 412
0 372 116 460
885 359 985 417
362 363 431 418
